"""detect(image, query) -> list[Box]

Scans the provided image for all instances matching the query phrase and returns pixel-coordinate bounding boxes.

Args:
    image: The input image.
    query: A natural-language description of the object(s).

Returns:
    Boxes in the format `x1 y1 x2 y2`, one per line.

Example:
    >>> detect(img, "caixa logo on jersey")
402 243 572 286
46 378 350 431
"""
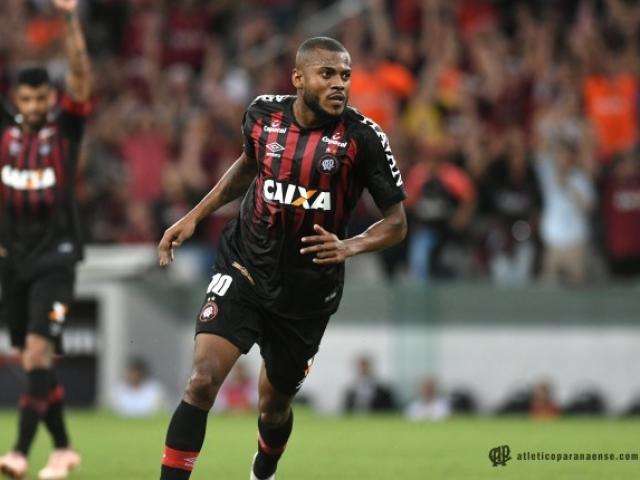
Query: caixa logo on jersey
263 179 331 211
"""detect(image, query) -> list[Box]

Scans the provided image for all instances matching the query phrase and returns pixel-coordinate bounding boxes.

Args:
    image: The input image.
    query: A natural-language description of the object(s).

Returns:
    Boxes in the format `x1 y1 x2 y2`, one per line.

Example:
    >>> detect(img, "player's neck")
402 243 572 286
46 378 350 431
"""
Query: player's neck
292 96 327 129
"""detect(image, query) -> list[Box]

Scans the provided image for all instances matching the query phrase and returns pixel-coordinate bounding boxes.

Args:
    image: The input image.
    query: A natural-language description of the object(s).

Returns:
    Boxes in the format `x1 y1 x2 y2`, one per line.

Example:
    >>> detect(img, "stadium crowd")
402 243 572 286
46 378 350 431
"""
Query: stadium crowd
1 0 640 284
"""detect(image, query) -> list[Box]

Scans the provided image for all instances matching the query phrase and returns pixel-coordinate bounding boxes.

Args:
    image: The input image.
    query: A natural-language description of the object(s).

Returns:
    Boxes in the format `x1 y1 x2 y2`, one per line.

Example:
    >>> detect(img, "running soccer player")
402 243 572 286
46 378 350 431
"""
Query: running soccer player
157 37 407 480
0 1 91 479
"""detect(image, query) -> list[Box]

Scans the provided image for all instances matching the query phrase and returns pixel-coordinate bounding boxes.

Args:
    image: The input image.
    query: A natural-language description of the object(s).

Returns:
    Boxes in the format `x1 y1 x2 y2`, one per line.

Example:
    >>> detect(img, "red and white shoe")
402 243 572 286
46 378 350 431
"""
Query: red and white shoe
37 449 81 480
0 451 28 479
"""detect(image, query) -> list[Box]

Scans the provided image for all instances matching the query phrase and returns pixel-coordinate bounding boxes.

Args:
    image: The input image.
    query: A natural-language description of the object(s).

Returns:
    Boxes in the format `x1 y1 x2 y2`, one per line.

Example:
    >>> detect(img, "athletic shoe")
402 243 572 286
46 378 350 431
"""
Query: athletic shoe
37 449 81 480
0 451 28 479
250 452 275 480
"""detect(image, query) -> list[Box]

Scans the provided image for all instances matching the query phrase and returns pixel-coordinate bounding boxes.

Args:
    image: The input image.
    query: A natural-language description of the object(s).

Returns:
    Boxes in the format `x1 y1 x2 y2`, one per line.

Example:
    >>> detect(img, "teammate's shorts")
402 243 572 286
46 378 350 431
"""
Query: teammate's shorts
0 264 75 354
195 263 329 396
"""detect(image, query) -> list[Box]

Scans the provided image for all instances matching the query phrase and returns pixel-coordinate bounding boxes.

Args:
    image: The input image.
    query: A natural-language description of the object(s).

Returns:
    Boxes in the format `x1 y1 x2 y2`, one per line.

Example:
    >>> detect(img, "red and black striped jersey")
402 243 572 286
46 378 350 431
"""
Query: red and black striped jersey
0 94 89 268
217 94 406 319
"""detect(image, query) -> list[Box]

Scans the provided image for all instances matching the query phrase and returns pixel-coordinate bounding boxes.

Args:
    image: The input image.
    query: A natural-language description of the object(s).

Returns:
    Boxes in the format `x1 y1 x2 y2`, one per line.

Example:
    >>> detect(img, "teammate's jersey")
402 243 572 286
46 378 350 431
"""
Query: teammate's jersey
216 95 406 319
0 94 89 271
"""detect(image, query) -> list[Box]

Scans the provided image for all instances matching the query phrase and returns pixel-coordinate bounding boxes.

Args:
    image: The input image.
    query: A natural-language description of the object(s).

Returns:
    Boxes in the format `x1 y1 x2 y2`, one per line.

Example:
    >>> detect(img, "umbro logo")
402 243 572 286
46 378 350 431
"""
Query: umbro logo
266 142 285 157
266 142 285 153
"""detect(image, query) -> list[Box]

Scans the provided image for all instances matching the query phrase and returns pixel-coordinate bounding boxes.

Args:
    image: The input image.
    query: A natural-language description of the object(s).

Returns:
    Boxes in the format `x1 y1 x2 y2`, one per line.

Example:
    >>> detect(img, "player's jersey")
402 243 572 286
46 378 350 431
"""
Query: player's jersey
0 95 89 272
216 95 406 319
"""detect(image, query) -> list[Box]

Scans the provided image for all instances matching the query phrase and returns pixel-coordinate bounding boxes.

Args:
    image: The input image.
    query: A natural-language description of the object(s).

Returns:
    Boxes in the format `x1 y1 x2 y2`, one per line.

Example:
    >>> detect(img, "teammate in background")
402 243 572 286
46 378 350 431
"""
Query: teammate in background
157 37 407 480
0 1 91 478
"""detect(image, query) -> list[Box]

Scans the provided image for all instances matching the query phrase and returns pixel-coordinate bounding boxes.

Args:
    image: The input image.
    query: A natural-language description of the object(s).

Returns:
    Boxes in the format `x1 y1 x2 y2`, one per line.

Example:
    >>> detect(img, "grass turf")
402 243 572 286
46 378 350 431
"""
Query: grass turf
1 409 639 479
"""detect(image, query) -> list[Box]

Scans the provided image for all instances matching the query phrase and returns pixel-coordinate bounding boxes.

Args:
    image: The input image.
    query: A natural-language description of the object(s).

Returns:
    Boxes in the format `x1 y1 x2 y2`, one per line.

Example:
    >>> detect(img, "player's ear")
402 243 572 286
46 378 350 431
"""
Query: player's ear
292 68 303 90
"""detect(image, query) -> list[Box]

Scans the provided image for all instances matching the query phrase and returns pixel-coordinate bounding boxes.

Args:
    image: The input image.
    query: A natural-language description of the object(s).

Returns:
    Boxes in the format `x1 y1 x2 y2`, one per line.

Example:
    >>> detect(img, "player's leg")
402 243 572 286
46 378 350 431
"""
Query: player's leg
251 364 295 480
160 333 241 480
250 315 329 480
22 268 80 480
0 272 31 479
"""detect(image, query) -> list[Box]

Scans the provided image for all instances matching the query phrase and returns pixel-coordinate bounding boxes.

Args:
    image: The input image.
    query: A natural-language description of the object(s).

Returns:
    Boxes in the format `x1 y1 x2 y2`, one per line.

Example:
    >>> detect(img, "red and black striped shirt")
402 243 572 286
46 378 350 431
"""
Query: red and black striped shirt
217 95 406 319
0 94 89 266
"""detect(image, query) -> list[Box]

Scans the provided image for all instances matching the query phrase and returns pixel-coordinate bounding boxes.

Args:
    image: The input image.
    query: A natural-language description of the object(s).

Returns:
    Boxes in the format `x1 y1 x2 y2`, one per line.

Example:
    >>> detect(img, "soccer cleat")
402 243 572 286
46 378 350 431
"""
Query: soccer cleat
250 452 275 480
0 451 28 479
37 449 81 480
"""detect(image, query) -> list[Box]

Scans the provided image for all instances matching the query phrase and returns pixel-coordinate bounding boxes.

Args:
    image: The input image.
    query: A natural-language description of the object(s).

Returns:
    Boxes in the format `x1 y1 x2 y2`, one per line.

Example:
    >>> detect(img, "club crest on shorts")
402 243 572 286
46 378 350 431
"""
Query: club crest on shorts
48 302 68 323
199 301 218 322
316 154 340 175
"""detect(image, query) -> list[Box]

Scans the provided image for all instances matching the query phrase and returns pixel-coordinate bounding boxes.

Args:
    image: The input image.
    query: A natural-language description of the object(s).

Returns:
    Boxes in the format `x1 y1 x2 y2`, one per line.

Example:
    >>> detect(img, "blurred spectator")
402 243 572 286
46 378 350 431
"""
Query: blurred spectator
343 355 396 413
529 380 560 420
536 139 596 285
601 149 640 278
477 129 542 285
405 149 476 281
405 377 451 422
563 388 606 415
110 358 166 417
216 362 257 413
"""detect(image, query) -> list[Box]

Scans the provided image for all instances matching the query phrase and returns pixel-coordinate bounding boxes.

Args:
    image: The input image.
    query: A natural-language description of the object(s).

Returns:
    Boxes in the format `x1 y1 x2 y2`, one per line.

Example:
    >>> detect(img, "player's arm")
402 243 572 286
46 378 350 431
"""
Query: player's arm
157 152 257 266
300 202 407 265
55 0 91 101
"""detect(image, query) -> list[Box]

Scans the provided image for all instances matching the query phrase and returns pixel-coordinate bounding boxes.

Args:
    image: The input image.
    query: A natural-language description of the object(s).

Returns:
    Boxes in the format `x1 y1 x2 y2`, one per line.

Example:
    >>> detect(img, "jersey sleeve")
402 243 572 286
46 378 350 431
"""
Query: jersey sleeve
241 108 257 160
57 93 91 142
356 123 406 211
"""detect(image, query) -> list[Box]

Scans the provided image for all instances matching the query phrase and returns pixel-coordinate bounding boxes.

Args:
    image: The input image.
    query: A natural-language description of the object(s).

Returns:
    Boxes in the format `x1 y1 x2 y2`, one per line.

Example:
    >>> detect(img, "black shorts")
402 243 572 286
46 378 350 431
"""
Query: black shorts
195 264 329 396
0 264 75 354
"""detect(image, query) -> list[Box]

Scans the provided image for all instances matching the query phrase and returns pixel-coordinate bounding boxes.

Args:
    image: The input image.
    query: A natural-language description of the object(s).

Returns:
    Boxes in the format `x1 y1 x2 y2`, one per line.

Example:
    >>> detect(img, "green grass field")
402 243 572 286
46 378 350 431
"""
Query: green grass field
1 409 639 479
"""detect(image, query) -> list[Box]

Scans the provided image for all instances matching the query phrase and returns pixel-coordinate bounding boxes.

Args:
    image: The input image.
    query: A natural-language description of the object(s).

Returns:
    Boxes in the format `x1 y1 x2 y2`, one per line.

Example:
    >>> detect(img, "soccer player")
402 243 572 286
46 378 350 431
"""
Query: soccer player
0 1 91 479
157 37 407 480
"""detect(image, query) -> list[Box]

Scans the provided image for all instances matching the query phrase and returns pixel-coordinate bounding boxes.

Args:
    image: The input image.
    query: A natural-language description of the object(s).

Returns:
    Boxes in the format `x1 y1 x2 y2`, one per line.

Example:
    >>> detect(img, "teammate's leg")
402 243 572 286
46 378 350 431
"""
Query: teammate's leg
42 370 70 451
0 335 55 479
251 364 295 480
0 274 31 478
160 334 241 480
16 334 54 456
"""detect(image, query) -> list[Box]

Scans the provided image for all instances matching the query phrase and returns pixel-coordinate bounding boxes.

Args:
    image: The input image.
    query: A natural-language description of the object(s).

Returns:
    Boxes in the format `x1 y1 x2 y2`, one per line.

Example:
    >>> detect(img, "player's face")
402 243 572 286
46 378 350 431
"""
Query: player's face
13 84 55 129
297 50 351 118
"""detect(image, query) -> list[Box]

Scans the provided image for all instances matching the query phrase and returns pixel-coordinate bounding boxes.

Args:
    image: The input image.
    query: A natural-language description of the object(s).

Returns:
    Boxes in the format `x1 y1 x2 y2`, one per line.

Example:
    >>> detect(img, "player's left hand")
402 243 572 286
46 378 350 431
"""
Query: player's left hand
300 224 354 265
53 0 78 13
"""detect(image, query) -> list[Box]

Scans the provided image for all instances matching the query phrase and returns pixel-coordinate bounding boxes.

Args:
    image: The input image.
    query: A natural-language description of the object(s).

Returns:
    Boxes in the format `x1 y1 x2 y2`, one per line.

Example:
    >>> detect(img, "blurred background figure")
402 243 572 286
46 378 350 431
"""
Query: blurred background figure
601 148 640 278
529 380 560 420
110 358 166 418
343 355 396 413
216 362 257 413
405 377 451 422
405 151 476 281
536 139 596 285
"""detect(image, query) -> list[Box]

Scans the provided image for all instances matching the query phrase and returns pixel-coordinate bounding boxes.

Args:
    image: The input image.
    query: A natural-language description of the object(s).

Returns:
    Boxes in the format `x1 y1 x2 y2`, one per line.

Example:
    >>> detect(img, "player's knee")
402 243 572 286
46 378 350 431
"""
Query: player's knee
22 338 53 369
259 395 291 425
184 368 223 409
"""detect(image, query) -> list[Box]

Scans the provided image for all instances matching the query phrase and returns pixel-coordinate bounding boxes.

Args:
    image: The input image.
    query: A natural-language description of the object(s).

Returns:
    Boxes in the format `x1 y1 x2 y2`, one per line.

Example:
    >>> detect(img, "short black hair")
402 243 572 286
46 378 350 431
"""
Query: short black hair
16 67 51 88
296 36 348 67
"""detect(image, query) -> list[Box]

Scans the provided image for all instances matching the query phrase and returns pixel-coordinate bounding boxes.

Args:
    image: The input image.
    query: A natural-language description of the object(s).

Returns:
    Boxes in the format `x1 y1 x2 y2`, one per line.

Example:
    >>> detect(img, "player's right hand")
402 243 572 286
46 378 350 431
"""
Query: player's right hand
157 216 197 267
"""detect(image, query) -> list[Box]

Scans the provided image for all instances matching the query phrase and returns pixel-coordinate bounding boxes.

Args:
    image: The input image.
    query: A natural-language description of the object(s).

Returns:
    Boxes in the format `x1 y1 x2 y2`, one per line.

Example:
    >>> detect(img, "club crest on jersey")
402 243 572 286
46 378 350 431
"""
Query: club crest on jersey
316 154 340 175
263 179 331 211
199 301 218 322
39 143 52 156
9 141 22 156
